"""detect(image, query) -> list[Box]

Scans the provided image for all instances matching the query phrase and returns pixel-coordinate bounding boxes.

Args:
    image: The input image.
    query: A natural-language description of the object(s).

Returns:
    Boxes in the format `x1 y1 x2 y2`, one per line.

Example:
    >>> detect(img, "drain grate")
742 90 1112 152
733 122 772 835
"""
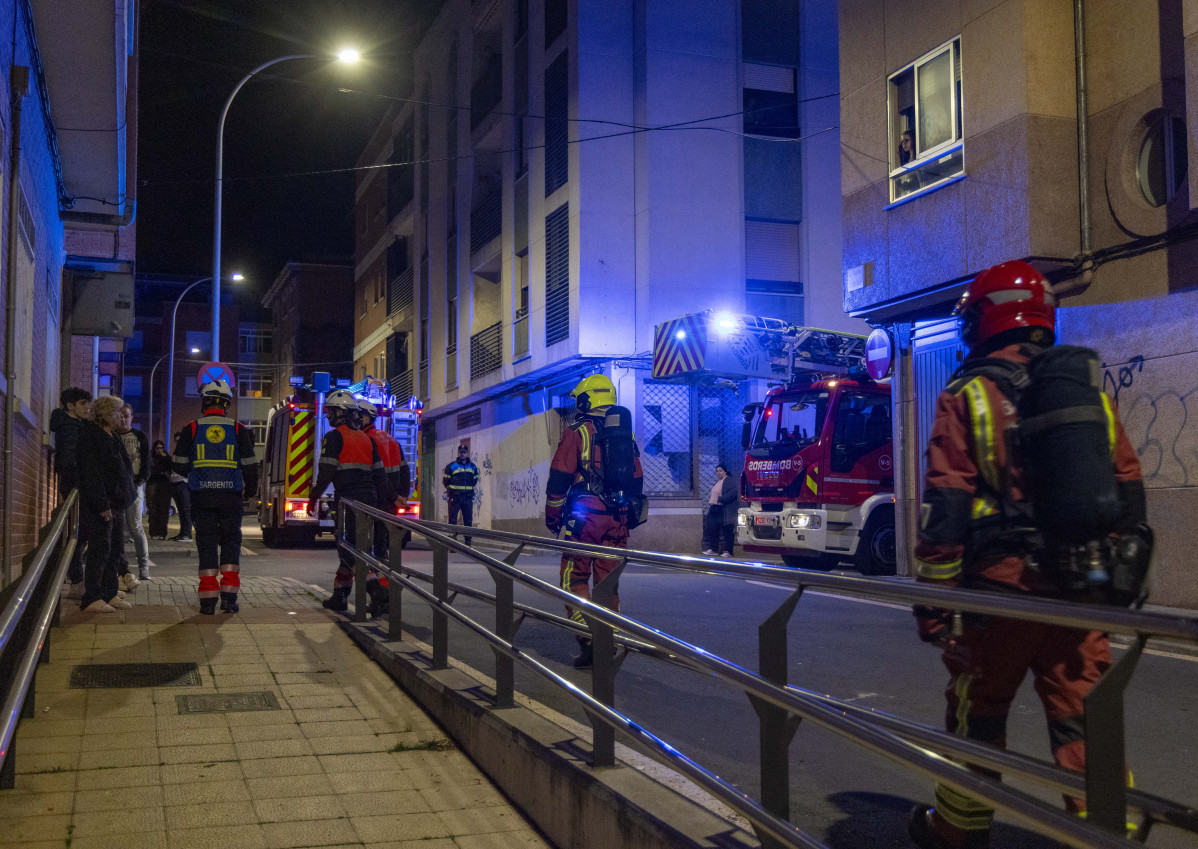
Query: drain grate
175 691 282 714
70 663 202 689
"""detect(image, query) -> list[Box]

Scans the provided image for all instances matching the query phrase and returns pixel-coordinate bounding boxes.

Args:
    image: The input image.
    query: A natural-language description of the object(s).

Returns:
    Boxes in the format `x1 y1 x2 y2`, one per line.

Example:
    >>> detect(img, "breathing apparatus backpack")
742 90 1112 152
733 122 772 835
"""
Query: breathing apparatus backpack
954 344 1153 605
583 405 647 529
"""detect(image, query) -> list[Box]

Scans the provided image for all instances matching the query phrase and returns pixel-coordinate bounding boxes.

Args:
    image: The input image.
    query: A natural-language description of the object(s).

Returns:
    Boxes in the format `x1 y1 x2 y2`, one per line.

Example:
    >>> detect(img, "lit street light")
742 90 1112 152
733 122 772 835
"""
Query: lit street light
211 49 359 362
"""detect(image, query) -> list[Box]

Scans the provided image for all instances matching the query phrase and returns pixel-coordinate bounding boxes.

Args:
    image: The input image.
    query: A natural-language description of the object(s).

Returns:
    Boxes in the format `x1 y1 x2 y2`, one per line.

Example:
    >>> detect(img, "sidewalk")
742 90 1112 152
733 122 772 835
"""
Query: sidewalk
0 577 550 849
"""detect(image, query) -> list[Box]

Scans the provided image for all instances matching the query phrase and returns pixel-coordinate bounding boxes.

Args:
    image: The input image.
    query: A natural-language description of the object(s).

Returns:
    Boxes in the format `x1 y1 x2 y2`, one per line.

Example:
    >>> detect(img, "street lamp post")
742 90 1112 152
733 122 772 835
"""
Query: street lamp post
146 352 169 444
212 49 359 362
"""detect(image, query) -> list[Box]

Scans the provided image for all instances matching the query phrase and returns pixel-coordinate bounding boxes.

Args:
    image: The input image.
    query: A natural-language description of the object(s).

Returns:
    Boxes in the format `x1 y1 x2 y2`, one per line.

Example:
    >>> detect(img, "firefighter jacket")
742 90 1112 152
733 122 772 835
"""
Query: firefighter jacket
310 424 385 505
443 459 479 498
173 410 258 496
364 425 409 503
545 410 643 529
914 344 1144 593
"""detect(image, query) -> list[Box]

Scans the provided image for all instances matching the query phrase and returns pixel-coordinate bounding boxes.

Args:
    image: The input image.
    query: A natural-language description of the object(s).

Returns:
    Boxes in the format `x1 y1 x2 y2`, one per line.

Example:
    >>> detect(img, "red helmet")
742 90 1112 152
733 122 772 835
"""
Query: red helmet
954 260 1056 348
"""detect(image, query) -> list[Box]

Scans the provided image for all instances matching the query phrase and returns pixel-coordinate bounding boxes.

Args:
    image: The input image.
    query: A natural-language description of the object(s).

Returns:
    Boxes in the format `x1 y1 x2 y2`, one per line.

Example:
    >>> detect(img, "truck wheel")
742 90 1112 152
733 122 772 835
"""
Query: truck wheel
855 507 897 576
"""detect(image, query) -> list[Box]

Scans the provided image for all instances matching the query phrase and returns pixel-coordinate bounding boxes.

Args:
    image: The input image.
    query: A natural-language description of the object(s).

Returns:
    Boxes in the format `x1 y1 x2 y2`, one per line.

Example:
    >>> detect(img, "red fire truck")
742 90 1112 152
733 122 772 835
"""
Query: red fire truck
652 313 895 574
258 374 421 547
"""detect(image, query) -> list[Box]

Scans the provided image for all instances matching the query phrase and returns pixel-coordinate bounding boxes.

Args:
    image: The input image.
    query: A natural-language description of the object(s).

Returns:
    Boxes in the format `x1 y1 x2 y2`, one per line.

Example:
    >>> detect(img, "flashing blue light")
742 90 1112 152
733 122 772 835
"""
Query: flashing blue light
715 312 737 332
675 329 686 340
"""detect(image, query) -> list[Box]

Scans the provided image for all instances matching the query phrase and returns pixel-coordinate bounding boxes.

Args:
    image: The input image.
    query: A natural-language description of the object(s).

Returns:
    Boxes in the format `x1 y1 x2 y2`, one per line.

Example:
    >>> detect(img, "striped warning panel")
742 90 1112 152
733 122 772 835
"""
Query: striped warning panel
651 314 707 379
286 411 315 499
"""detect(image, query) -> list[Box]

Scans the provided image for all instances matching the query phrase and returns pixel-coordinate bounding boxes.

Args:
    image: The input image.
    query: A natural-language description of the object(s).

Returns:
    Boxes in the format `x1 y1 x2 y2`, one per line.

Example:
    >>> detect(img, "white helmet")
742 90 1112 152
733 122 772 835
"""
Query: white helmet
324 389 358 411
199 379 233 403
357 398 378 417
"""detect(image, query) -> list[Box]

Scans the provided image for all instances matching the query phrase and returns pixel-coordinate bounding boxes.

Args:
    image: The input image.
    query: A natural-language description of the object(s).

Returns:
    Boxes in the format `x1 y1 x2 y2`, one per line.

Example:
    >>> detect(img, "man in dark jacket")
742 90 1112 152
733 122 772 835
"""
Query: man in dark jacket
49 387 92 587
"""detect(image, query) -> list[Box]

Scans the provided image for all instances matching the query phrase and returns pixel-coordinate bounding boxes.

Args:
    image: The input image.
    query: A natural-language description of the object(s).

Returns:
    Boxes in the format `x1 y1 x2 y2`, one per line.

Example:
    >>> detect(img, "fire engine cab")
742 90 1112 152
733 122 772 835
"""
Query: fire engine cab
651 312 895 574
258 373 421 547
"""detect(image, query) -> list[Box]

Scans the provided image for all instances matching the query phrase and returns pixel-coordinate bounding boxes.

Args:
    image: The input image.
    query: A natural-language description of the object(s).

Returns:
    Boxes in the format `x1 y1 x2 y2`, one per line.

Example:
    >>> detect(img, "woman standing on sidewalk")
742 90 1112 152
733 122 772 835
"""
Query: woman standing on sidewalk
76 396 136 612
147 440 172 539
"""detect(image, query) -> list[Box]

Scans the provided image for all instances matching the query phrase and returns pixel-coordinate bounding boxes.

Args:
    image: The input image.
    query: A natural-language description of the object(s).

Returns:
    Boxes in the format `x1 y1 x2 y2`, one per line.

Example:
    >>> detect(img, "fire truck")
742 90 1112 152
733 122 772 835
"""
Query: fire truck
258 373 421 547
652 312 896 574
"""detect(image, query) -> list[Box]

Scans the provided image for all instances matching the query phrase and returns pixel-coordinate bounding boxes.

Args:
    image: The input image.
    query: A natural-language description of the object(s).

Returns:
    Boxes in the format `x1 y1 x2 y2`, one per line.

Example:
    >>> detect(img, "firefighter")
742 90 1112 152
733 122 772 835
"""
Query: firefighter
172 379 257 615
358 398 410 615
442 443 479 545
309 390 386 612
545 374 643 669
908 260 1146 849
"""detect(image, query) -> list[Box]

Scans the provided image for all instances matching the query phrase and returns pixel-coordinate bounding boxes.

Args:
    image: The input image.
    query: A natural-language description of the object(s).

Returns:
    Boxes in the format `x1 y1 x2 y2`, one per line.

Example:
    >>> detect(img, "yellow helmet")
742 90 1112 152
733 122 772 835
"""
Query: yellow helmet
570 374 616 413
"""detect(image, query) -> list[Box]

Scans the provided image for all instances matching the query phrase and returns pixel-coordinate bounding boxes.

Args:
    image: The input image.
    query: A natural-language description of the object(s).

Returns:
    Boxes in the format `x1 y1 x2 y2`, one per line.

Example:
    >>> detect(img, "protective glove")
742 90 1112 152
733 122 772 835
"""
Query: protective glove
913 605 954 645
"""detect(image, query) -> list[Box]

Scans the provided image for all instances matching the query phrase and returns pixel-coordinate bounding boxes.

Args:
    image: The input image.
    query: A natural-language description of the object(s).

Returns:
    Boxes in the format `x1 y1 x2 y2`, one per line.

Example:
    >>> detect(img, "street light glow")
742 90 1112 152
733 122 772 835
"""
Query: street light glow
231 272 245 281
190 347 201 354
337 48 361 64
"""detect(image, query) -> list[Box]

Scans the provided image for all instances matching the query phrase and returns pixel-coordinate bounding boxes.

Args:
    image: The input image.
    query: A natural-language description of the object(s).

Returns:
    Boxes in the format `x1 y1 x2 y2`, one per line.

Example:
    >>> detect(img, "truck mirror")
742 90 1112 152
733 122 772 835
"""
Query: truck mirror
741 422 752 450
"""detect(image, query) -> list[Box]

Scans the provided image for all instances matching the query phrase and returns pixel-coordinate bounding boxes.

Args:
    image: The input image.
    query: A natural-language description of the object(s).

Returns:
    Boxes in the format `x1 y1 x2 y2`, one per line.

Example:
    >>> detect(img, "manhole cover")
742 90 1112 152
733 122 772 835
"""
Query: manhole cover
70 663 202 689
175 692 282 714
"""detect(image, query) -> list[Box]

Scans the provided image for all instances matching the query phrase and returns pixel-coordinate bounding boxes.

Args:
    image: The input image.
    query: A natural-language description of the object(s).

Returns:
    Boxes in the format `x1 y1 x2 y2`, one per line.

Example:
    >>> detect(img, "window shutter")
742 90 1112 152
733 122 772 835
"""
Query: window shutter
745 220 800 281
545 203 569 346
544 53 568 196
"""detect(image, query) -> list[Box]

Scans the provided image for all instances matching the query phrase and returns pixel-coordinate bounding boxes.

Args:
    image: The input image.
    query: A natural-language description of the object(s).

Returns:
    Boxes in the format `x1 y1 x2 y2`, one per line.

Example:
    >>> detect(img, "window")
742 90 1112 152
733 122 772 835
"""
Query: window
239 329 272 354
753 390 830 447
13 187 34 404
246 420 267 446
743 64 798 138
1138 114 1188 207
888 38 963 203
238 375 273 398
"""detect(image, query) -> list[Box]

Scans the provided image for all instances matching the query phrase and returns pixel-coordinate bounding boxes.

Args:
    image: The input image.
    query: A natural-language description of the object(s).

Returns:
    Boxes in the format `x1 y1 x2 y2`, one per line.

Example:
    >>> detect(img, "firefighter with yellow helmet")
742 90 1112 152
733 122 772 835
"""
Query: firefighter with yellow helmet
545 374 645 668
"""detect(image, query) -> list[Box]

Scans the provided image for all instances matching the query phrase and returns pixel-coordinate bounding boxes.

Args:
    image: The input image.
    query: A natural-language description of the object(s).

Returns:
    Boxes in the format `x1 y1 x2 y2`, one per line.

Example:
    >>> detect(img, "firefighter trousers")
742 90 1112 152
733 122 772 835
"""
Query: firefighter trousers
559 496 629 637
930 614 1113 841
193 493 243 606
333 494 385 595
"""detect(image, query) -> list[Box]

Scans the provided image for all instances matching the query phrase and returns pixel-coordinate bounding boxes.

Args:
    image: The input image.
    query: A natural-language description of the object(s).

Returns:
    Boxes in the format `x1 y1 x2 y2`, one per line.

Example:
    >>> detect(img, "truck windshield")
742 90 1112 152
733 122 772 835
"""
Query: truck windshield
753 391 829 447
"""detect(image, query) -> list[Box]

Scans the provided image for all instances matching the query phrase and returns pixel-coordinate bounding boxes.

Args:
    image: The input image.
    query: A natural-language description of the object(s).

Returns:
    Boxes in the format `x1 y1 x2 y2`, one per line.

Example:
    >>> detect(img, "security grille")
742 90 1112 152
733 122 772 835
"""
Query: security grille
470 321 502 380
697 385 747 495
640 381 694 496
913 318 964 489
470 190 502 254
388 265 414 315
389 370 414 400
71 663 201 689
544 53 568 196
457 408 482 430
545 203 569 345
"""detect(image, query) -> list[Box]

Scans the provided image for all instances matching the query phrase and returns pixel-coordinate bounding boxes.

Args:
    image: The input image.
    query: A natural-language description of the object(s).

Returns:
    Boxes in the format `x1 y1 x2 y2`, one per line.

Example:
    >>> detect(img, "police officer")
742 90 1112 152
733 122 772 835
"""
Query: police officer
358 398 410 615
172 379 257 615
907 261 1146 849
310 390 386 612
442 443 479 545
545 375 643 669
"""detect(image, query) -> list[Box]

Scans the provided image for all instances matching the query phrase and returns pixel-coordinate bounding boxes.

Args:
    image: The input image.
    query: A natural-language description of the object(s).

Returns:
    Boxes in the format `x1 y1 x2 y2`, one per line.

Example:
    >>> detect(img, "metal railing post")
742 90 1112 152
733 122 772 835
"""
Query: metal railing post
386 525 405 640
353 506 371 622
0 732 13 789
588 558 628 768
490 544 525 709
749 588 805 849
1084 635 1144 834
431 542 449 670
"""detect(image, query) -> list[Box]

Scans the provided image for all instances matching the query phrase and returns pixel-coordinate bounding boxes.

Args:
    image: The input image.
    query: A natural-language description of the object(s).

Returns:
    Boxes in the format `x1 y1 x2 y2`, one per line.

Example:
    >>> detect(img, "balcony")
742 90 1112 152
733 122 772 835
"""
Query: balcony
388 369 414 401
470 321 502 381
388 266 414 316
513 306 529 359
470 191 502 255
471 55 502 130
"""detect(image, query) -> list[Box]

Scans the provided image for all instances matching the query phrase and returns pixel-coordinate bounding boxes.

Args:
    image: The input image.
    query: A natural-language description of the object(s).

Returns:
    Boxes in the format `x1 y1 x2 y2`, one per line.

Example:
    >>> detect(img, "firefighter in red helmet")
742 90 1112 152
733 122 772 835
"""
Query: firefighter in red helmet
908 260 1148 849
545 374 645 669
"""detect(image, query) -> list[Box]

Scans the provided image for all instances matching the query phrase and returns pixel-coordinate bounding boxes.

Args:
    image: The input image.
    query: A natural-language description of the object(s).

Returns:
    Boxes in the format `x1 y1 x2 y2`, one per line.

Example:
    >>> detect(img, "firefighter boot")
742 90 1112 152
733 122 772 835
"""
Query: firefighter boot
199 598 218 616
219 593 240 614
367 583 389 618
322 589 349 612
907 805 990 849
571 639 594 669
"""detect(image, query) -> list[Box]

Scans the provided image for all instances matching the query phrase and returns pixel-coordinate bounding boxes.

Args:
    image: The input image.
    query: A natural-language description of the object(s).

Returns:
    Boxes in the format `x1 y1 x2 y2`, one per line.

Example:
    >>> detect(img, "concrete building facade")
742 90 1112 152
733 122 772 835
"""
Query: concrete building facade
839 0 1198 606
354 0 859 550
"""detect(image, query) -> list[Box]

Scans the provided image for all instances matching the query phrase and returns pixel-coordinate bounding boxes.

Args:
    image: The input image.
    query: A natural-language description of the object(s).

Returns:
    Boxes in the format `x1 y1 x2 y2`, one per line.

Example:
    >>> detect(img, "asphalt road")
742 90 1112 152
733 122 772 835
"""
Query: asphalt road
141 516 1198 849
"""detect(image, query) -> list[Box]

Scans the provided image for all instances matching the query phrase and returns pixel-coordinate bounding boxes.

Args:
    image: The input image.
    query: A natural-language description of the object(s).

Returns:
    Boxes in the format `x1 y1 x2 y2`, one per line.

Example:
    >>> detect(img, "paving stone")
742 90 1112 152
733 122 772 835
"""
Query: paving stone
230 722 306 743
247 772 336 800
235 737 314 760
160 760 243 785
76 764 162 790
162 778 250 806
71 833 168 849
324 769 415 795
239 754 325 779
168 823 266 849
0 814 71 842
339 789 431 818
261 817 358 848
71 805 167 837
165 799 258 830
452 831 553 849
0 790 73 817
74 784 166 812
418 782 509 812
252 793 345 823
351 812 452 843
157 725 233 747
436 806 530 836
158 742 238 764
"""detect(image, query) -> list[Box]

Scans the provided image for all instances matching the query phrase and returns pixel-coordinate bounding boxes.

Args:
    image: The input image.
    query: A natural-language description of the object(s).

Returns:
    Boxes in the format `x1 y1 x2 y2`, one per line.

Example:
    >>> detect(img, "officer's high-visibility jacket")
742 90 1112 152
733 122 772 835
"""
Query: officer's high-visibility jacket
545 410 643 529
443 459 479 497
915 344 1145 592
364 425 409 503
173 409 258 496
310 424 385 506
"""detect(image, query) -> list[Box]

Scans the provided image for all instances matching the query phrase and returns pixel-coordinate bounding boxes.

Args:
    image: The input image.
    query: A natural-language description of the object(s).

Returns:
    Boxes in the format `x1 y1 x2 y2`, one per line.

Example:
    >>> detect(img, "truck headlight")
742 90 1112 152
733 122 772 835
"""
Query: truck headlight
788 513 821 529
737 513 747 526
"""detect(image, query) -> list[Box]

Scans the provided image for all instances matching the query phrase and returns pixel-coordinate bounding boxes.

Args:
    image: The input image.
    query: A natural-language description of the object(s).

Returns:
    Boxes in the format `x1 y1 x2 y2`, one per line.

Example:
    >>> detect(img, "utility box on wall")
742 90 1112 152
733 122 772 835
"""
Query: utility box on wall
68 267 135 337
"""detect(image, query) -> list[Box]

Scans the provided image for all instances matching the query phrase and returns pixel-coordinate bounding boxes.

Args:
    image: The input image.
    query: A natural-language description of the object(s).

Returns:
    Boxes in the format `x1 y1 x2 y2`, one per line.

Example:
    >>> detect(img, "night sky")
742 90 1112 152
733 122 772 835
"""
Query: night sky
138 0 441 307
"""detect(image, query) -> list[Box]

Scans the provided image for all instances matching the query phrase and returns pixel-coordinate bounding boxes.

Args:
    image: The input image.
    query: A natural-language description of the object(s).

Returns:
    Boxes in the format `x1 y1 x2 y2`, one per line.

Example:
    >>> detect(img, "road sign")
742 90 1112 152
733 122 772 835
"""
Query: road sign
196 361 236 392
865 329 894 380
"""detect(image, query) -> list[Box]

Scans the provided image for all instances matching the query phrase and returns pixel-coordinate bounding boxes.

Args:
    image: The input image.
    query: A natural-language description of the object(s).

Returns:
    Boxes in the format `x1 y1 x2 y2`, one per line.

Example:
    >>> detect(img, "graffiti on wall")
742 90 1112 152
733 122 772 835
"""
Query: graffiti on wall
505 467 542 507
1104 355 1198 487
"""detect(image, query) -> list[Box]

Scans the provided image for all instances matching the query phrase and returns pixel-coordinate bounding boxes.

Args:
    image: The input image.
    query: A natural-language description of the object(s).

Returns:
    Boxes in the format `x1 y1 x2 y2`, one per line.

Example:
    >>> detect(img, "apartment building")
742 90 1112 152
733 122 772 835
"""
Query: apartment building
839 0 1198 606
0 0 138 582
354 0 857 548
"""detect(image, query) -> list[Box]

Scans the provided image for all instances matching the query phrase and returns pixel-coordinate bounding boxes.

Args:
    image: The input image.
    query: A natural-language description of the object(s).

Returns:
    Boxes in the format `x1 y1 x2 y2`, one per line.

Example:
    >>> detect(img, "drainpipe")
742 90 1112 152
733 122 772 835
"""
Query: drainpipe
3 66 28 586
1057 0 1095 297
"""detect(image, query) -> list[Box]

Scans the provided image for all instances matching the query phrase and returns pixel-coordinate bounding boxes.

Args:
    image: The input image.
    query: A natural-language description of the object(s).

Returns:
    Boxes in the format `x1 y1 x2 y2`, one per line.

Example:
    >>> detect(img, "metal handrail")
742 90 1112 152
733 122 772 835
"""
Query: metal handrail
0 490 79 788
337 501 1158 849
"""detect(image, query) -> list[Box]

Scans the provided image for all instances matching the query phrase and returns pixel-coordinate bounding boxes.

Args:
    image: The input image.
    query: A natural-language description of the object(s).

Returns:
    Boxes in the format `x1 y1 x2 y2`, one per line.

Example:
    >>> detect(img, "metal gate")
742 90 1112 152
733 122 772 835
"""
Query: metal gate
912 318 965 488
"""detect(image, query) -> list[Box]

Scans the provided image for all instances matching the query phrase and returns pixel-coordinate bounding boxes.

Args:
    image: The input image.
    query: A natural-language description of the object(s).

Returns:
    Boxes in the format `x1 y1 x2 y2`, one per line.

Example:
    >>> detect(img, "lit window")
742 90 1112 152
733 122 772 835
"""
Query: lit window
237 375 274 399
887 38 963 203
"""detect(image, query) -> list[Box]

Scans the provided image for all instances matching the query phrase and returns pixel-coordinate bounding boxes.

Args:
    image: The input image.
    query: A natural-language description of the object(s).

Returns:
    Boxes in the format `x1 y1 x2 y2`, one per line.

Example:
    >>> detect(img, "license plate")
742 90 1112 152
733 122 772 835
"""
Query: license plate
754 515 775 526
